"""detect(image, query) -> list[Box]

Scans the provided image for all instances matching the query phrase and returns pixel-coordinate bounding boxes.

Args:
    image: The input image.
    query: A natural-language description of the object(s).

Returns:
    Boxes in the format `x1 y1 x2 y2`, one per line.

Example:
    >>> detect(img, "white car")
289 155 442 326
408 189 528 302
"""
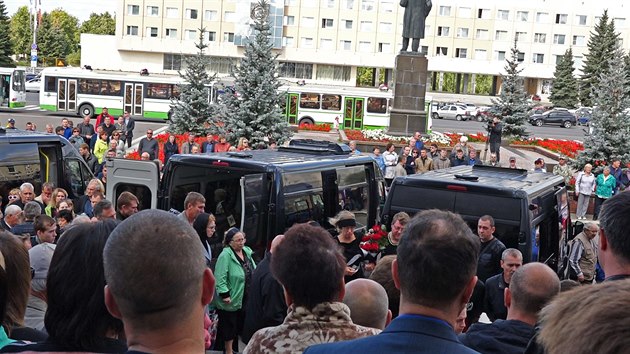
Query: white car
431 104 470 121
26 77 41 92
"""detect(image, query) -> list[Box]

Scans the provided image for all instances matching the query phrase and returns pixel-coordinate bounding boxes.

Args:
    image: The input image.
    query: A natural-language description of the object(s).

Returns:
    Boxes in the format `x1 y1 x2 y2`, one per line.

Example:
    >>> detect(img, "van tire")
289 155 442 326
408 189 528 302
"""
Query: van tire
79 103 95 117
299 117 314 126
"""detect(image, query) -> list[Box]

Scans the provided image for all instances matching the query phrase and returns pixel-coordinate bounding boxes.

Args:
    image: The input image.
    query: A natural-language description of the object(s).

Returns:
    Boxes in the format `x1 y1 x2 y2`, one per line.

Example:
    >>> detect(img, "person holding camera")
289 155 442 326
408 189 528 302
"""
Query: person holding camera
488 117 503 163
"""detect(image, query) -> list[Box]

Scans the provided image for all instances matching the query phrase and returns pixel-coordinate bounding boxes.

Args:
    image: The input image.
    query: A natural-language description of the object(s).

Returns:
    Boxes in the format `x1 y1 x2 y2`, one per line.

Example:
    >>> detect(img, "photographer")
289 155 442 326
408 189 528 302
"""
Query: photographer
488 117 503 162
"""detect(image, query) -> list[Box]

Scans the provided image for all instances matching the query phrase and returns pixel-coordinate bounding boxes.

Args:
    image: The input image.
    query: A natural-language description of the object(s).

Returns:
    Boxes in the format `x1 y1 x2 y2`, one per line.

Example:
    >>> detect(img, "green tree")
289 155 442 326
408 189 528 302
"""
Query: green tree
217 0 292 146
489 39 530 138
575 44 630 170
624 51 630 99
9 6 32 57
49 9 80 52
580 10 619 107
0 0 14 66
549 48 579 108
356 67 374 87
36 10 79 62
169 28 216 136
80 12 115 35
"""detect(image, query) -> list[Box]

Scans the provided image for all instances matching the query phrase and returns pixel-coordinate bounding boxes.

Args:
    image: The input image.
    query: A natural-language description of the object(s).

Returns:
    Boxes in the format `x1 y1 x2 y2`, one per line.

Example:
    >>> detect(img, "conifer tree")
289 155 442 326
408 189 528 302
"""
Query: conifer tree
169 28 216 136
575 44 630 170
550 48 578 108
489 39 529 139
217 0 292 146
0 1 14 67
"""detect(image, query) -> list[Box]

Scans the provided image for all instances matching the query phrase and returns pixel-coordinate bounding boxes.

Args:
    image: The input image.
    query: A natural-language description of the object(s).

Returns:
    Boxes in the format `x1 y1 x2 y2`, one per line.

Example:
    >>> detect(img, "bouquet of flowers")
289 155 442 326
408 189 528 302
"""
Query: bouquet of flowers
360 224 388 253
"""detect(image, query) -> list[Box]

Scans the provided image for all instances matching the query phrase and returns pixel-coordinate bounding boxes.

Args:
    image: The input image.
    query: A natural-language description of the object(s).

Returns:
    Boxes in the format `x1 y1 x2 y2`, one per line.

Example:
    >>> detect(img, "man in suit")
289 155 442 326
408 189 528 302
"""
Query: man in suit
304 209 480 354
124 111 135 148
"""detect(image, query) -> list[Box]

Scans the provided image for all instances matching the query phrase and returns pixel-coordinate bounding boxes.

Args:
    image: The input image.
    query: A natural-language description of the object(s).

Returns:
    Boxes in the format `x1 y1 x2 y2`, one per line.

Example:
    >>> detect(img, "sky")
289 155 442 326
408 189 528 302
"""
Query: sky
4 0 117 21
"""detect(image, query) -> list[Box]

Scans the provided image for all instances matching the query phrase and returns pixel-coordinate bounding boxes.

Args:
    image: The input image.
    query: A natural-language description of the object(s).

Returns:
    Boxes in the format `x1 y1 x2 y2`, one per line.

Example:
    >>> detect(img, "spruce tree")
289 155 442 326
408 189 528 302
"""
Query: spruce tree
549 48 578 108
169 28 216 136
489 39 529 139
624 51 630 99
0 0 14 67
217 0 292 146
575 44 630 170
580 11 619 107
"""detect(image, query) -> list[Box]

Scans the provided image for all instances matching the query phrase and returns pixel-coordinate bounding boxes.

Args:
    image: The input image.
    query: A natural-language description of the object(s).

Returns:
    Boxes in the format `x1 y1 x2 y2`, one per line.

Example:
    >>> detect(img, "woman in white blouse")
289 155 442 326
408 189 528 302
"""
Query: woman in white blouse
575 163 596 220
382 142 398 186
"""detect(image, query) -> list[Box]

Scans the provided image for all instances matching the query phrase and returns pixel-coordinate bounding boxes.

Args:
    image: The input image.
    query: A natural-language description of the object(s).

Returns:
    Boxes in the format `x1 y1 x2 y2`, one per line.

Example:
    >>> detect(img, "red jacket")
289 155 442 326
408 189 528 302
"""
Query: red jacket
95 113 114 127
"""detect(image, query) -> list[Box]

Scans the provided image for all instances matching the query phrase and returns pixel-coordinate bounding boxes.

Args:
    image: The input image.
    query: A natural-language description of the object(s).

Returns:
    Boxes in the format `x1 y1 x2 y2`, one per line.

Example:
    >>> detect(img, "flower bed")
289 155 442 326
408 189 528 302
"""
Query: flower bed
298 122 332 132
443 132 488 145
344 129 452 146
511 138 584 159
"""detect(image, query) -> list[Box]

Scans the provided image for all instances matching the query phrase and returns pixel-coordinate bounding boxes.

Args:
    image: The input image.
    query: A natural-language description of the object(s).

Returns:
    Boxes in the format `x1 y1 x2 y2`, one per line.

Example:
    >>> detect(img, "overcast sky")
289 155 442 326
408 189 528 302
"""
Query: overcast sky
4 0 117 21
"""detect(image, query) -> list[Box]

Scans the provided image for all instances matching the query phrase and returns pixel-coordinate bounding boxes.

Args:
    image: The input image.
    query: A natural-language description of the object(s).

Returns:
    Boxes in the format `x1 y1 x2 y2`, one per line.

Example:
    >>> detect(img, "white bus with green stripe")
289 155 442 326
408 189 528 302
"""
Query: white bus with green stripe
38 67 194 120
0 67 27 109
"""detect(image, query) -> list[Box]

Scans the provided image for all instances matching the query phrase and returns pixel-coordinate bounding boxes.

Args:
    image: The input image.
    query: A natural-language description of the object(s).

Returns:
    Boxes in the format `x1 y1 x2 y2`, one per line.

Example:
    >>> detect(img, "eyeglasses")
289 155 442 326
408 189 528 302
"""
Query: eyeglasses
147 132 153 135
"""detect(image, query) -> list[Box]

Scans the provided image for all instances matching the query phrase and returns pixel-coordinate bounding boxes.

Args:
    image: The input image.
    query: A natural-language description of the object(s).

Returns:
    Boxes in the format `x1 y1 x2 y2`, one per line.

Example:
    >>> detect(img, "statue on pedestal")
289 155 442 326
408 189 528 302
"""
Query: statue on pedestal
400 0 432 52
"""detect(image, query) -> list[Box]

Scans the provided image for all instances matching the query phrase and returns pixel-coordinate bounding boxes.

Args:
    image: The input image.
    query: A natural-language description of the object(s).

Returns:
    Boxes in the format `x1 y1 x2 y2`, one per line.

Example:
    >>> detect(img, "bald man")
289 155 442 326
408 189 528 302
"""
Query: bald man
343 279 392 330
242 235 287 343
460 262 560 354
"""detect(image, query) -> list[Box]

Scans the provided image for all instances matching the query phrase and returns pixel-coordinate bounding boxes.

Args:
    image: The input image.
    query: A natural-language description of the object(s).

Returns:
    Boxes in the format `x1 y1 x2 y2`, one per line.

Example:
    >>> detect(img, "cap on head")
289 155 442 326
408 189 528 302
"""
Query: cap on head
29 242 57 280
8 118 15 123
509 156 516 162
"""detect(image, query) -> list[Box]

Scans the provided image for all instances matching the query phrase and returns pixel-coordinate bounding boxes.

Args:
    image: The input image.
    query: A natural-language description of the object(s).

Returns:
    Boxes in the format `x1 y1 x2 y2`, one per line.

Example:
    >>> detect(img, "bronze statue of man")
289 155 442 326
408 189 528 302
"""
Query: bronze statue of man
400 0 432 52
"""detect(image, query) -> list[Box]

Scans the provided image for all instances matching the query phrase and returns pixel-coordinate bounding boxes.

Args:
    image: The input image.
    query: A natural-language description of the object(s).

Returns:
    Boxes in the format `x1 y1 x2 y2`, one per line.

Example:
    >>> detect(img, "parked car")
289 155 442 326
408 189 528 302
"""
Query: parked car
432 104 470 121
574 107 592 125
26 77 41 92
474 107 494 122
529 109 576 128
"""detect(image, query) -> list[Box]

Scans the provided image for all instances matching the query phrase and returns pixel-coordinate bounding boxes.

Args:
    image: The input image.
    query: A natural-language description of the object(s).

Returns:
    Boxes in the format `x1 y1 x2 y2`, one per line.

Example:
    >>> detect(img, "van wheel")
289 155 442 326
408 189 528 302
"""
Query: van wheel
299 117 314 126
455 115 463 121
563 120 572 128
79 104 94 117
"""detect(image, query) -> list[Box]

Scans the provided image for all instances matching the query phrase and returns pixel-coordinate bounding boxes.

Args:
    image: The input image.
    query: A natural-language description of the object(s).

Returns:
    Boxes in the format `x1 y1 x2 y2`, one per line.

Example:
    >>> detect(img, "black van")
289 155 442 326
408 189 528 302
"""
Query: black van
0 127 95 206
382 165 570 268
106 140 386 256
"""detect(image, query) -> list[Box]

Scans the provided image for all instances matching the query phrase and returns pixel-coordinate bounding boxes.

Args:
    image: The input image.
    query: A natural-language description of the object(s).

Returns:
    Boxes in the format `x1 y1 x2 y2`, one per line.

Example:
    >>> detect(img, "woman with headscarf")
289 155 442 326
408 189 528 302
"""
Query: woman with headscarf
329 210 365 283
193 213 217 268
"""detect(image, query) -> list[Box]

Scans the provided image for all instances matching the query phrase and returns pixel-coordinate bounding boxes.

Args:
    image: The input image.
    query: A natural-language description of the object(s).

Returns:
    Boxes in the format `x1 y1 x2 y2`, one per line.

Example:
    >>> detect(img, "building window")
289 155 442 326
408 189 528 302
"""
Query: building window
322 18 334 28
380 0 394 13
166 7 178 18
517 11 529 22
224 32 235 42
495 51 506 61
301 37 313 48
127 5 139 15
185 29 197 40
206 31 216 42
437 26 450 37
316 65 351 81
477 8 490 19
186 9 198 19
360 21 373 32
497 10 509 20
343 19 353 29
165 28 178 38
147 6 159 16
340 40 352 50
285 15 295 25
379 22 393 33
361 0 374 11
459 7 471 18
438 6 451 16
163 54 183 71
573 35 585 46
205 10 217 21
553 34 566 44
146 27 158 37
574 55 584 68
455 48 467 58
555 55 564 65
517 52 525 62
208 56 233 74
283 36 294 47
436 47 448 56
476 29 489 40
534 33 546 43
516 32 527 42
358 41 371 52
536 12 549 23
225 11 236 22
575 15 587 25
495 30 508 40
345 0 354 9
325 0 335 8
420 46 428 55
614 18 626 27
320 38 333 49
302 16 315 27
555 14 567 24
456 27 469 38
126 25 138 36
285 0 298 5
378 42 391 53
532 53 544 64
475 49 487 60
279 62 313 79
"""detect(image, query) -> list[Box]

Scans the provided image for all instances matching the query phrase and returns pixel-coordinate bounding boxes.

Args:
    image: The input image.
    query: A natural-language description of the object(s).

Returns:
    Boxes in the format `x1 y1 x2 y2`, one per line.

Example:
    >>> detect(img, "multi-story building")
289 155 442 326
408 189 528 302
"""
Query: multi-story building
81 0 630 96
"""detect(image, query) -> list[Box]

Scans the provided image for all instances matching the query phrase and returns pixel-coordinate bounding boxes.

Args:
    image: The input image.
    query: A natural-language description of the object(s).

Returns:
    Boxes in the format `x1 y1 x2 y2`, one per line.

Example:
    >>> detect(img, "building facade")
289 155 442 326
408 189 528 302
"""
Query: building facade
81 0 630 96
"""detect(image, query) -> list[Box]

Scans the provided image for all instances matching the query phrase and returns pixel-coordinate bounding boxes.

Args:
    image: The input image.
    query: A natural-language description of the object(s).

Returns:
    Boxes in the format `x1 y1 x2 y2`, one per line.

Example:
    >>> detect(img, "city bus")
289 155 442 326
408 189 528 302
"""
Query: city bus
39 67 220 120
0 67 27 109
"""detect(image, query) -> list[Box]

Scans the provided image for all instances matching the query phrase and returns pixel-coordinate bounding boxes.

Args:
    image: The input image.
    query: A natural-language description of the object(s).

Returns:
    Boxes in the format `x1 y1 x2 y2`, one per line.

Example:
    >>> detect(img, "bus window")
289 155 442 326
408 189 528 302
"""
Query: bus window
45 76 56 92
367 97 388 114
12 70 25 92
321 94 341 111
171 85 181 99
300 92 321 109
147 83 172 99
79 79 101 95
101 80 122 95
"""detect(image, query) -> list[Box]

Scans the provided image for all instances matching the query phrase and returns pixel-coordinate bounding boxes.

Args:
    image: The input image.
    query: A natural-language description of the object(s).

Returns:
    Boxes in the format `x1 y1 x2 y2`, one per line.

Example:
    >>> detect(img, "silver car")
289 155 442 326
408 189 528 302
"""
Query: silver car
432 104 470 121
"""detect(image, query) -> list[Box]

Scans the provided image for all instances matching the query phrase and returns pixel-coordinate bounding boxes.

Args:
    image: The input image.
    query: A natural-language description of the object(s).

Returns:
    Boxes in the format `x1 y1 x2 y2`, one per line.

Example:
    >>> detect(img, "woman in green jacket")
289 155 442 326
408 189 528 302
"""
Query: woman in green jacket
594 166 617 220
213 227 256 354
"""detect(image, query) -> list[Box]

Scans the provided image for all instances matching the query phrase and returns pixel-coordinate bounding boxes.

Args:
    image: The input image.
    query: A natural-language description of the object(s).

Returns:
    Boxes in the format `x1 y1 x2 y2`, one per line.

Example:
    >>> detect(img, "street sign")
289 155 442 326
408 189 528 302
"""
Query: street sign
31 43 38 50
56 59 65 67
31 55 38 61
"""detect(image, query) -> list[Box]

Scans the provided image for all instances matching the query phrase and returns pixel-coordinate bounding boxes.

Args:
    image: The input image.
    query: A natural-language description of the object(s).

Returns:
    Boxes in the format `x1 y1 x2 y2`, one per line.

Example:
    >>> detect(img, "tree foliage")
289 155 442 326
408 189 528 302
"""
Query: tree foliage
0 0 14 66
489 39 530 138
169 28 216 136
9 6 32 57
217 0 292 146
549 48 578 108
575 44 630 170
80 12 115 35
36 9 79 59
580 10 619 107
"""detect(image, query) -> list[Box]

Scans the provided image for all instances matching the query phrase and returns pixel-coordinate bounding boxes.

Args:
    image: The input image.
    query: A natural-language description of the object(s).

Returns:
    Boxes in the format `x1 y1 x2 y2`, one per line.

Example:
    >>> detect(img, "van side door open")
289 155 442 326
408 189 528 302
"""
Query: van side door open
106 158 160 210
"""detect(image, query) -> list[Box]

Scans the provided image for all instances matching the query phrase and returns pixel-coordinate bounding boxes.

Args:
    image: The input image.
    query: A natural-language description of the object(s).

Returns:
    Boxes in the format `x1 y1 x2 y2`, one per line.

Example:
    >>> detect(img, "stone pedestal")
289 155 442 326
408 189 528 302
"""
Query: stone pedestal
388 52 429 136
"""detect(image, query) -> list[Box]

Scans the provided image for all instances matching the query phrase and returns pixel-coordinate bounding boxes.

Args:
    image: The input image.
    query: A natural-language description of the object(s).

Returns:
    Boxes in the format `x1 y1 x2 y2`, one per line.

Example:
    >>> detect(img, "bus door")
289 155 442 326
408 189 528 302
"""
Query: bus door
286 93 299 124
56 79 77 112
344 97 365 129
124 83 144 116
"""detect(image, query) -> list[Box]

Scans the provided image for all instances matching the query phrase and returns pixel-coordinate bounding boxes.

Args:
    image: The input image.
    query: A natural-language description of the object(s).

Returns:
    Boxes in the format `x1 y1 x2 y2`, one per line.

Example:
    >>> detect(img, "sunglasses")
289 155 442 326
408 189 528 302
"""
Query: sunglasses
8 195 19 200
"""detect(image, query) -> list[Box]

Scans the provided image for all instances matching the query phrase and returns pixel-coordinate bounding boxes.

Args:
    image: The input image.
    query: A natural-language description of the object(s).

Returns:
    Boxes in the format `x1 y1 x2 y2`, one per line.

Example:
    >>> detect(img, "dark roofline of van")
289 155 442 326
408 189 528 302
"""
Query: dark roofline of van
0 129 68 143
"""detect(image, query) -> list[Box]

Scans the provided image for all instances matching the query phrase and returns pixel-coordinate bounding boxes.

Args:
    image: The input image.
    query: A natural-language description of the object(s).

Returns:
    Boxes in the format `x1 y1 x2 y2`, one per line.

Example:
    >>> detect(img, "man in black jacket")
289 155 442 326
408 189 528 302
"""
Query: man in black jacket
124 111 135 148
477 215 506 282
242 234 287 343
488 117 503 162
